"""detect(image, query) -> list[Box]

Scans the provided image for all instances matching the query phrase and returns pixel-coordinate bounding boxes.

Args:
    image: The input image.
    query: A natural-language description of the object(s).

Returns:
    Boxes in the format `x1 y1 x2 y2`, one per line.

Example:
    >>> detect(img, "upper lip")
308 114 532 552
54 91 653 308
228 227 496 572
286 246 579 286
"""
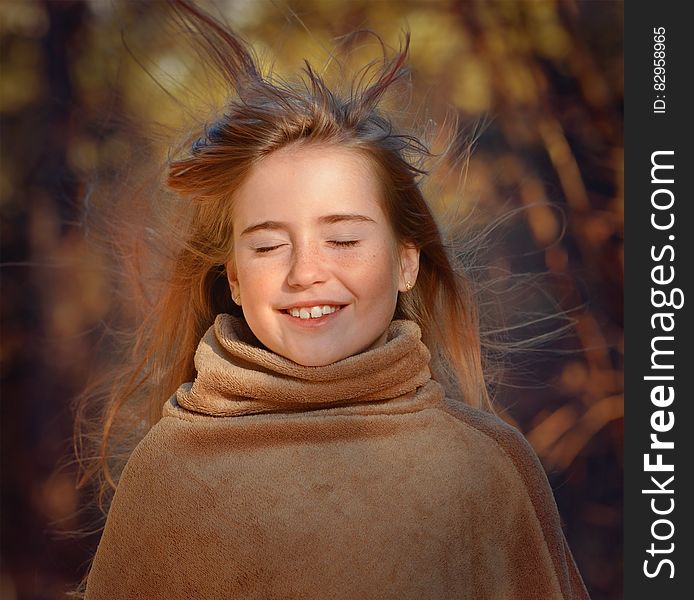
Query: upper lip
279 300 348 310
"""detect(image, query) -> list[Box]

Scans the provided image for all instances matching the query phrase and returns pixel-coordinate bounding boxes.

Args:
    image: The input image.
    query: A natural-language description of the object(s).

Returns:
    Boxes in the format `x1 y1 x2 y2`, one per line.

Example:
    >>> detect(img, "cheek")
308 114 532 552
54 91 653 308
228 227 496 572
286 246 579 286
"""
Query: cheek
345 247 399 292
237 262 279 301
370 242 400 280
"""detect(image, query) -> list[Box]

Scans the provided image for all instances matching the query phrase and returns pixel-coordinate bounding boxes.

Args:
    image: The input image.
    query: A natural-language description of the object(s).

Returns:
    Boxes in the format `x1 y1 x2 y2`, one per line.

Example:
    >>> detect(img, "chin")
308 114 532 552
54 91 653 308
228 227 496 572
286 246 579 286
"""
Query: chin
287 352 343 367
282 342 356 367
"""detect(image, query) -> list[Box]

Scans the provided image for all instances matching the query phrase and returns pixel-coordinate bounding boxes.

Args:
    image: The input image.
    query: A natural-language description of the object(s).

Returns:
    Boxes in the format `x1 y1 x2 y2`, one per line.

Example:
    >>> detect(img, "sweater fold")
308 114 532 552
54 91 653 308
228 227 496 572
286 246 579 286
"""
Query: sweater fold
175 314 434 417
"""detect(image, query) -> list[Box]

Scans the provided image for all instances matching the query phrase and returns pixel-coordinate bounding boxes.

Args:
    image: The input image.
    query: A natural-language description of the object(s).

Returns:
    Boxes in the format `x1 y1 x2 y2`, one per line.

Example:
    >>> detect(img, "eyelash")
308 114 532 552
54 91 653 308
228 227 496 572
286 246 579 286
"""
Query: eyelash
254 240 359 254
254 245 281 254
329 240 359 248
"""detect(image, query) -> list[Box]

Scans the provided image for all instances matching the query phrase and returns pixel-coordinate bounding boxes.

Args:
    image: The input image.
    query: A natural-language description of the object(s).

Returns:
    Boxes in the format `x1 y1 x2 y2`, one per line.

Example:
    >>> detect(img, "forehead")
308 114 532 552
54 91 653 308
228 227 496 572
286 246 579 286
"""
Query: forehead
232 144 385 225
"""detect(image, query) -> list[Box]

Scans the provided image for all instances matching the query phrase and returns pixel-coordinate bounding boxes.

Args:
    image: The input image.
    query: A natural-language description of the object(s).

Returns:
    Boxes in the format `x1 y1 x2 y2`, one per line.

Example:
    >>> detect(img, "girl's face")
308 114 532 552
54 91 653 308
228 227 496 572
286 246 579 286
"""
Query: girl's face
226 144 419 366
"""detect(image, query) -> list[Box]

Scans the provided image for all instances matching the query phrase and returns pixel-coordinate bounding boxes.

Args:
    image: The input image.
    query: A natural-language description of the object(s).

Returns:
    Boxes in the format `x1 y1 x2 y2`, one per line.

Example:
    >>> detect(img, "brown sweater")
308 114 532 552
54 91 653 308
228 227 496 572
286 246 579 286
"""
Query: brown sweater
85 314 589 599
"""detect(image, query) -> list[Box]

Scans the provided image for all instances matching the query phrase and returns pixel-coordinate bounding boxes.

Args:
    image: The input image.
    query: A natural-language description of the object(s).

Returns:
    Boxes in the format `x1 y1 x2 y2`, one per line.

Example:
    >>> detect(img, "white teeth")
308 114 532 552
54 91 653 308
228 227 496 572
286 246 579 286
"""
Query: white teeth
287 305 341 319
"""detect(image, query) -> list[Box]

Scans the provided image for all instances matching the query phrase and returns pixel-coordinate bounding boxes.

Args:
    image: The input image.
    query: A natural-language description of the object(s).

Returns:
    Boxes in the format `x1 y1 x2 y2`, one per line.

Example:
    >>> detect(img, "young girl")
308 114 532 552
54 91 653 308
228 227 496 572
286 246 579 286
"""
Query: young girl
80 1 589 598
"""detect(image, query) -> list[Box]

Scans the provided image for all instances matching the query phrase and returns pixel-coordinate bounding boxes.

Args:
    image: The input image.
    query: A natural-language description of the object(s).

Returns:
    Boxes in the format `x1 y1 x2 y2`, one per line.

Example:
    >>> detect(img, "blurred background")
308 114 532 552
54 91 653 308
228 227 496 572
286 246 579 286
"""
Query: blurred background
1 0 623 598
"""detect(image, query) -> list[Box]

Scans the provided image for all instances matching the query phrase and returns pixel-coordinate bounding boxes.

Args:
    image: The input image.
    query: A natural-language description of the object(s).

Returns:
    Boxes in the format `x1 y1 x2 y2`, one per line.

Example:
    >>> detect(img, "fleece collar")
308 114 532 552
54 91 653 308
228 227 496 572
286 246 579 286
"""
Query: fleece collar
174 313 434 417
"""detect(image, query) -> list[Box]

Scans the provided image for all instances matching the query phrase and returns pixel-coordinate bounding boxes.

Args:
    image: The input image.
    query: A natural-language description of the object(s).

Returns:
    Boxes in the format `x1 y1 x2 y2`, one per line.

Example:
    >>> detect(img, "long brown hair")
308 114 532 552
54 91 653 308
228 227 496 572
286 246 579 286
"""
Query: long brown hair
74 0 490 512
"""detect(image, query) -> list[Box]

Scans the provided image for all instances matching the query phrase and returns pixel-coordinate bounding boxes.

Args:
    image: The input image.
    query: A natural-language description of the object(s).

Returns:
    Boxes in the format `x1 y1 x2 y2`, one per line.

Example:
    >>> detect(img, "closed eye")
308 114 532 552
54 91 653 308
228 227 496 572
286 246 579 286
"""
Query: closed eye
254 244 285 253
254 240 359 253
329 240 359 247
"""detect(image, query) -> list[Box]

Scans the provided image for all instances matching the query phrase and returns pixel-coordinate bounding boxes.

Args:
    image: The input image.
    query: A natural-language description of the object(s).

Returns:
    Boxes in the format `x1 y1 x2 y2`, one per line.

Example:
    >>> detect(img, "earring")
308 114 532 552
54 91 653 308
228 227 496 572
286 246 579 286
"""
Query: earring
233 292 241 305
405 280 413 292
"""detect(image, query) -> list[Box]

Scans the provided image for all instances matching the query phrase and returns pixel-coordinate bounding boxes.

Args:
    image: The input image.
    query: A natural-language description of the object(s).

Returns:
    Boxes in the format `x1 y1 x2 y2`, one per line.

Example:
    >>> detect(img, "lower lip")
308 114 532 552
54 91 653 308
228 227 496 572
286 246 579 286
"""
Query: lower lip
280 306 345 328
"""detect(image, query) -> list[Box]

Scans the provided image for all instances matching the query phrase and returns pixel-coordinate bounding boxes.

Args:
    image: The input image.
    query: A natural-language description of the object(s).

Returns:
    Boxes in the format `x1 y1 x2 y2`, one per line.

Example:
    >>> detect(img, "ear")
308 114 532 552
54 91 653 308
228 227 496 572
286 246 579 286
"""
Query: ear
225 259 242 305
397 241 420 292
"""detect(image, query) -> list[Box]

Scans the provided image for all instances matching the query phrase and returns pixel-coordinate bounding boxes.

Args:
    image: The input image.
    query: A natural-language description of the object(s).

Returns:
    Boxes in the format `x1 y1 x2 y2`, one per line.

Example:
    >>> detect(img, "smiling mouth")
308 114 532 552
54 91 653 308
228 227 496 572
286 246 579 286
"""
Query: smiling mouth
281 305 345 320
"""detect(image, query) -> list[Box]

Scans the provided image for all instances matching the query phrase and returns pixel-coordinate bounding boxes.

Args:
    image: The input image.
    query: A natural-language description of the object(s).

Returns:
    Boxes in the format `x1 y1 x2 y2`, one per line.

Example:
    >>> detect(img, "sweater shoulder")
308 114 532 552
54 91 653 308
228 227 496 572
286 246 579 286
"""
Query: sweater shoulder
110 409 190 494
439 398 544 475
439 398 554 511
440 398 589 600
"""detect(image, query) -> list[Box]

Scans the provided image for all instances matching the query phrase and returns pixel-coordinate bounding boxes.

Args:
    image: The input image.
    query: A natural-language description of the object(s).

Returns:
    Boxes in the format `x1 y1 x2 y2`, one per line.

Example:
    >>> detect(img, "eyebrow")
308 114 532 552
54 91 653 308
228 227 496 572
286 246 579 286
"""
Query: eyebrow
239 214 377 237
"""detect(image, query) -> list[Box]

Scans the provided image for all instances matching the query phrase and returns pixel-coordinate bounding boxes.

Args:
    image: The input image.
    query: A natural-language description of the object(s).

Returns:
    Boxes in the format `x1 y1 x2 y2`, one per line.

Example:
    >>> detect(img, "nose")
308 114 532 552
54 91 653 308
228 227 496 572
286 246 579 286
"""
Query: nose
286 242 328 288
